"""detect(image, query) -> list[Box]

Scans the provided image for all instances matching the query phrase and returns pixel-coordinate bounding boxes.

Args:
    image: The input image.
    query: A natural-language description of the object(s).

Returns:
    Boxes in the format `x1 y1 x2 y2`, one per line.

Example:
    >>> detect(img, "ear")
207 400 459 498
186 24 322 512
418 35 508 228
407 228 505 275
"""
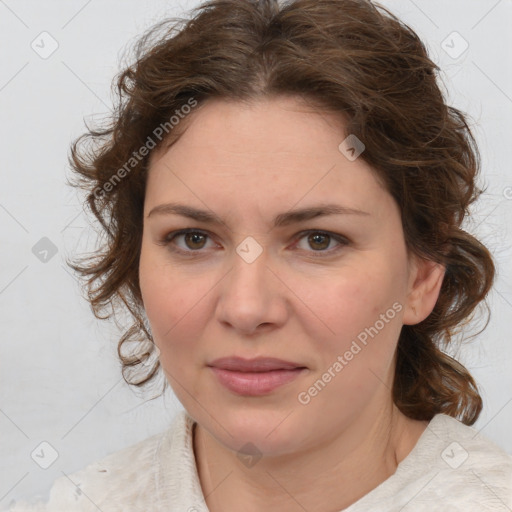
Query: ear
402 255 446 325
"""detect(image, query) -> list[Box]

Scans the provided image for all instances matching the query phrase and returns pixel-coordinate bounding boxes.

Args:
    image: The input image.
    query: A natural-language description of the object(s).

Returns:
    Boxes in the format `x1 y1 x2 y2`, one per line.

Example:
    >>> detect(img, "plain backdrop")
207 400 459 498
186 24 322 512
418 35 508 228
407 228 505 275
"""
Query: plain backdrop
0 0 511 506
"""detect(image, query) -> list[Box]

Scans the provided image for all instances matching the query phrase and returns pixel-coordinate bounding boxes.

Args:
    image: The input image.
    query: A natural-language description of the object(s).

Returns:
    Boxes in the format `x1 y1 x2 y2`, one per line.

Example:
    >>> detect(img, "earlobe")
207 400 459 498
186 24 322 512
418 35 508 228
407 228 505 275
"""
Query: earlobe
403 257 446 325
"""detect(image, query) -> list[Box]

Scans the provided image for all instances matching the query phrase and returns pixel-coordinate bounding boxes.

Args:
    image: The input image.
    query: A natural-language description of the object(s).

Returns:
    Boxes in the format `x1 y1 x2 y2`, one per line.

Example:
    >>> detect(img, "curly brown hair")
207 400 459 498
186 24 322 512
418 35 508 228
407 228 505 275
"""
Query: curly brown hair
68 0 495 425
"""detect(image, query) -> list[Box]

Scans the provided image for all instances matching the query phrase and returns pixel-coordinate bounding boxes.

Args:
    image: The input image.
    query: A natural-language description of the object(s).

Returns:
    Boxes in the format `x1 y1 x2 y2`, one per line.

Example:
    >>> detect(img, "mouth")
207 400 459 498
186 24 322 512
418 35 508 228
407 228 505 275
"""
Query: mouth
207 357 308 396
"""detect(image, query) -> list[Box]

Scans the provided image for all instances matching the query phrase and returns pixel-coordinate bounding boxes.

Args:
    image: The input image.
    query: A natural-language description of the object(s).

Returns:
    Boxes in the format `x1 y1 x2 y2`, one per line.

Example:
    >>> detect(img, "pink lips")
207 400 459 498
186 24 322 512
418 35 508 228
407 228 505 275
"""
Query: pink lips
208 357 307 396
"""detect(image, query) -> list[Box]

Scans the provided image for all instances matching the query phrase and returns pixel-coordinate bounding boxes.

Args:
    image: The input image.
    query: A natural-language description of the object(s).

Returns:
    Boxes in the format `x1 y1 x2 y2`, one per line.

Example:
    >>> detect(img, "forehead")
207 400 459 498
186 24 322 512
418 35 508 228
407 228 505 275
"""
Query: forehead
146 96 389 218
151 96 347 163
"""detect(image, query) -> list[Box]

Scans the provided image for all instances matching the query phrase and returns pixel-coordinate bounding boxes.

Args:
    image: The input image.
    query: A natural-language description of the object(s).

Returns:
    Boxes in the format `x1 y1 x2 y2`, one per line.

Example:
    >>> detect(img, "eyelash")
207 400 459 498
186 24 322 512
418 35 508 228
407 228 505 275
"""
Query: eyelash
157 228 350 258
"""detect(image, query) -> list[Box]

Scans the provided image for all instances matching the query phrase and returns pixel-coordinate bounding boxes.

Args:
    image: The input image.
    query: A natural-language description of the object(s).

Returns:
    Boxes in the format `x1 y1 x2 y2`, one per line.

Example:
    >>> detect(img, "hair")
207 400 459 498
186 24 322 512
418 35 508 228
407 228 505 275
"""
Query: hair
68 0 495 425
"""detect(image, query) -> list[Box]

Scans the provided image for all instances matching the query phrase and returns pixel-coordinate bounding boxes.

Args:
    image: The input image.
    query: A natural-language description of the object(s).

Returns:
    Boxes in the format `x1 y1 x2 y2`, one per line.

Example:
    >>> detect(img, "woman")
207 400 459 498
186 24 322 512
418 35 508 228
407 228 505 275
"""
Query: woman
8 0 511 510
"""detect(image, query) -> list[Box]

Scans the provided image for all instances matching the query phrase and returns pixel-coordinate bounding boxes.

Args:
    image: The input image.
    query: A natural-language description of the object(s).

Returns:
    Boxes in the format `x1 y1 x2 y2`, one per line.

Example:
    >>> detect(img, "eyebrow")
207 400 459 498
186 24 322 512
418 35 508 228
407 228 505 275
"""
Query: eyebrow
147 202 370 228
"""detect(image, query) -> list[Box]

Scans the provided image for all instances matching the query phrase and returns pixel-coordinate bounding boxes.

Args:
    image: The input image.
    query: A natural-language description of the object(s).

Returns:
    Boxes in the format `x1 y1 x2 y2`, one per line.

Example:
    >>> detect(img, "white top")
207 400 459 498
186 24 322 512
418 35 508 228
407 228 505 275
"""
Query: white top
5 411 512 512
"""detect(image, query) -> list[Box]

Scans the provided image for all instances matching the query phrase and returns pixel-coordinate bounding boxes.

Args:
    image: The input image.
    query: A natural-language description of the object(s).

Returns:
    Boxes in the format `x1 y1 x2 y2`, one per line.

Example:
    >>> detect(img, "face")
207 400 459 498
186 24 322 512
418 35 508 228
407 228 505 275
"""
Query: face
139 96 440 456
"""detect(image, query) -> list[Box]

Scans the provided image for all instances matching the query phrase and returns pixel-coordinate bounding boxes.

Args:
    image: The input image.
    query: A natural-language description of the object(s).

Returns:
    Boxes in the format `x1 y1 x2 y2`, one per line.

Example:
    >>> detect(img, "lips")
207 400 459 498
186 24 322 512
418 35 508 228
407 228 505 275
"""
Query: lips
208 356 305 372
208 357 307 396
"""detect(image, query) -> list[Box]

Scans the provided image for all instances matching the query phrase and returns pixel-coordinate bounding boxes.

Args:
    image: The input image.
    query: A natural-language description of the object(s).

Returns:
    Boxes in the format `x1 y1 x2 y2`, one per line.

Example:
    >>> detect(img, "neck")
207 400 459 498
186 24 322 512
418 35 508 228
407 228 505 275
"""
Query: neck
193 403 428 512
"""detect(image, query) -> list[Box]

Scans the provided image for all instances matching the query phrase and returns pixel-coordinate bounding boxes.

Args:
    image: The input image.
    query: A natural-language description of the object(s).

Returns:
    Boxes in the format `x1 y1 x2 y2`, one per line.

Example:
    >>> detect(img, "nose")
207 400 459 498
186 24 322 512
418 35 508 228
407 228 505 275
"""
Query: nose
215 247 288 336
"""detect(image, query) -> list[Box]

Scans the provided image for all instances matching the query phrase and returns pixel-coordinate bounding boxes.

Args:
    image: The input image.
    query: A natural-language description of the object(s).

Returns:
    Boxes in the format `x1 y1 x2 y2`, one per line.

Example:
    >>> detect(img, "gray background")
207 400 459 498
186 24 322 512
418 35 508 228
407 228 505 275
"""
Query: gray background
1 0 511 506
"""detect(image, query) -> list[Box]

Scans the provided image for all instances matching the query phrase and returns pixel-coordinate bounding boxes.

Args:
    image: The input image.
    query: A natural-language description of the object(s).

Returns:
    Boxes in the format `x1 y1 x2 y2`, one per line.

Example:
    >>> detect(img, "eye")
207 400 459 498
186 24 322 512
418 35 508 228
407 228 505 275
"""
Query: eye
159 229 217 255
293 230 349 256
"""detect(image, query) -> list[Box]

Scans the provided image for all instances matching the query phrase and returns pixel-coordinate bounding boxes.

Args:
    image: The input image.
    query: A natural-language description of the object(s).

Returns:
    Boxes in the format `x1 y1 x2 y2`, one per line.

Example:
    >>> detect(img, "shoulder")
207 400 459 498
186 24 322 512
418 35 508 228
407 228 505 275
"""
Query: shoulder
430 414 512 473
6 412 189 512
410 414 512 509
346 413 512 511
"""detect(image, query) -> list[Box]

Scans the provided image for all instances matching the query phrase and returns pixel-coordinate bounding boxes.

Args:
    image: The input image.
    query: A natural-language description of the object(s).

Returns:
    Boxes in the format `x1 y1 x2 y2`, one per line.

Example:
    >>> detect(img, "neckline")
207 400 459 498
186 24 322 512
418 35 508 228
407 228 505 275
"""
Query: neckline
341 413 454 510
157 411 452 511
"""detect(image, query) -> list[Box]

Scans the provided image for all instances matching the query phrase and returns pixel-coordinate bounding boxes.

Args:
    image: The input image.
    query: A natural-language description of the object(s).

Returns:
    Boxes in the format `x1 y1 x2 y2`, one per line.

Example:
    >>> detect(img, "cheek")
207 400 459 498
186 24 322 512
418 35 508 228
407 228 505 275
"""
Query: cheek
139 250 215 360
139 257 207 400
322 266 401 339
294 268 405 418
300 261 407 398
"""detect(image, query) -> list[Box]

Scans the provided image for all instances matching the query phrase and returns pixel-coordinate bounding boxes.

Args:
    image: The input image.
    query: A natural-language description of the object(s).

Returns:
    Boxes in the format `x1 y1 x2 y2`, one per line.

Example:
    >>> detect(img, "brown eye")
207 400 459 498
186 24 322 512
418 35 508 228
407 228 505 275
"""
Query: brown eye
159 229 216 255
307 233 330 251
183 232 207 250
294 230 349 257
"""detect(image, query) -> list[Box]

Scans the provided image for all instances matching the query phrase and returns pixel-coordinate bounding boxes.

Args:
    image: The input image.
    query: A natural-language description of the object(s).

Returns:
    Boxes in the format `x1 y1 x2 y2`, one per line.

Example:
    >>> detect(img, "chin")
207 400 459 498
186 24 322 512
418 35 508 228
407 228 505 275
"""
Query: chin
194 402 306 456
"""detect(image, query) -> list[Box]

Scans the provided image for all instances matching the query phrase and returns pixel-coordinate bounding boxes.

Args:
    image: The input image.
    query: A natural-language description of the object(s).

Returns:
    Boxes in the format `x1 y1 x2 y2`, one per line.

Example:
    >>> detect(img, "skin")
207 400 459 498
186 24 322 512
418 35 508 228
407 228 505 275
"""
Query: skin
139 96 446 511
